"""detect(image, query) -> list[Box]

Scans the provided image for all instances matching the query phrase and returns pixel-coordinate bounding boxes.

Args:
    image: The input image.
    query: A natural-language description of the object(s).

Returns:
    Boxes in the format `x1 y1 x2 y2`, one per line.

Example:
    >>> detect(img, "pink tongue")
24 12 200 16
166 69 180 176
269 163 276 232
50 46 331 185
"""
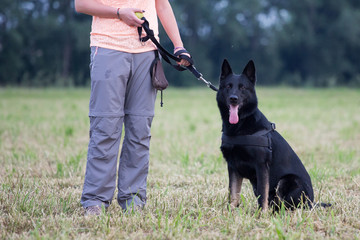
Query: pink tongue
229 105 239 124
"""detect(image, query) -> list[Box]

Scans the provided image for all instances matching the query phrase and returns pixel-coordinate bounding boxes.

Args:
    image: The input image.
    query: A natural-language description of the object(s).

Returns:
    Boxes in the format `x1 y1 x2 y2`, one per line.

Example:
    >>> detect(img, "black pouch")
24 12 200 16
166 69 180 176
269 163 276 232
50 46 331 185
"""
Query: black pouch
150 51 168 90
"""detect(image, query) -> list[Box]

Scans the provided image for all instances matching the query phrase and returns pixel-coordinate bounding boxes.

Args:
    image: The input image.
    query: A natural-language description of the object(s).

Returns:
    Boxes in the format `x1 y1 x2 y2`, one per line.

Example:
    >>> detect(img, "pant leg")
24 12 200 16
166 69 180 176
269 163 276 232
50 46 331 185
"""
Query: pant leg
81 117 123 208
117 115 153 209
81 47 131 208
117 51 157 210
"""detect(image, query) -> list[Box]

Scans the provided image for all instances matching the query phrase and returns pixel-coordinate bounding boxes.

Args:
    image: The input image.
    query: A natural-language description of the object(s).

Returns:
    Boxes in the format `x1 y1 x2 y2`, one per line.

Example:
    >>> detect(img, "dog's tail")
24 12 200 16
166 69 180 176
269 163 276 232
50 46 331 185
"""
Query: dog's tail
320 202 332 208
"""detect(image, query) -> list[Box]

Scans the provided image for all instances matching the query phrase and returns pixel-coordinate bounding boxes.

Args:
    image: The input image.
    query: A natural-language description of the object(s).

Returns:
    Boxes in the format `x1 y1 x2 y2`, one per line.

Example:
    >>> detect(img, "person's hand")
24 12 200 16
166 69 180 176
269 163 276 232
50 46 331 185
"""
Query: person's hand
174 47 192 67
118 8 144 27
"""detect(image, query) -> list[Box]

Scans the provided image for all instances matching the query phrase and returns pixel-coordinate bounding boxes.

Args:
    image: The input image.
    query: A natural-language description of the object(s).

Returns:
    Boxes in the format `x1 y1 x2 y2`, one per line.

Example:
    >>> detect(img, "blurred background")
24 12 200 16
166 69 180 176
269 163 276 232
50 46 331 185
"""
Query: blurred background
1 0 360 88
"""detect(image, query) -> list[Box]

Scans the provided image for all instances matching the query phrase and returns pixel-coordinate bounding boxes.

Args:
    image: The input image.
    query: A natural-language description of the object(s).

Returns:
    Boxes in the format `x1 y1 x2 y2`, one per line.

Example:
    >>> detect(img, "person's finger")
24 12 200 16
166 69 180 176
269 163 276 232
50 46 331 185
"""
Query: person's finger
179 59 190 66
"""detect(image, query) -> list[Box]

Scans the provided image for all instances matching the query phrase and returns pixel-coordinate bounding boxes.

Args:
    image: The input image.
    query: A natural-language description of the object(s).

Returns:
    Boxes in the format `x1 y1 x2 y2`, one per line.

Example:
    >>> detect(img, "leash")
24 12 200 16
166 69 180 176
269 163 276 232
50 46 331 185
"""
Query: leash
137 16 218 92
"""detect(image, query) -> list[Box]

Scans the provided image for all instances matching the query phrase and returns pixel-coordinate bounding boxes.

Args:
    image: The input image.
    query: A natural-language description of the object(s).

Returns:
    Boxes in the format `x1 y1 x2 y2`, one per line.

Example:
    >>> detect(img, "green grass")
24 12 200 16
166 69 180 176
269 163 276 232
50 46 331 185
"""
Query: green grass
0 87 359 239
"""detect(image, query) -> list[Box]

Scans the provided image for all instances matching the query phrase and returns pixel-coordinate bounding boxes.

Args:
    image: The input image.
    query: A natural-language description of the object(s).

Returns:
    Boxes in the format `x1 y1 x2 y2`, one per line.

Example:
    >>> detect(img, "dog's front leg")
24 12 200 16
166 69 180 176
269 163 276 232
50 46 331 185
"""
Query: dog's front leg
256 163 270 211
228 165 243 210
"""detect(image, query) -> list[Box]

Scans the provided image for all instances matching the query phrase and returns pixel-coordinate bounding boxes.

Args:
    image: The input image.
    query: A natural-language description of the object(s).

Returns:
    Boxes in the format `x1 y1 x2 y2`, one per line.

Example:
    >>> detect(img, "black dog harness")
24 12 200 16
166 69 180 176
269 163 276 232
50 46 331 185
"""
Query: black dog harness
221 122 276 149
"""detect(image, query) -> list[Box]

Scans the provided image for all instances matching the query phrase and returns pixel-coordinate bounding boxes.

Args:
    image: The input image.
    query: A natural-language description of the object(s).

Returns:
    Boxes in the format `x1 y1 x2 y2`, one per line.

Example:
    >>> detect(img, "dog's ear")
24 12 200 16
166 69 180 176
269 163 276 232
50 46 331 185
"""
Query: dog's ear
242 60 256 84
221 59 233 80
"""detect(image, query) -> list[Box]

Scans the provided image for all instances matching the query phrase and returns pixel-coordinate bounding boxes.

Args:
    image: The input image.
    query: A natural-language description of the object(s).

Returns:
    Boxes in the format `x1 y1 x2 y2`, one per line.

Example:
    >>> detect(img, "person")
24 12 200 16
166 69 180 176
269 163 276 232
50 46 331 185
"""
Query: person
74 0 191 216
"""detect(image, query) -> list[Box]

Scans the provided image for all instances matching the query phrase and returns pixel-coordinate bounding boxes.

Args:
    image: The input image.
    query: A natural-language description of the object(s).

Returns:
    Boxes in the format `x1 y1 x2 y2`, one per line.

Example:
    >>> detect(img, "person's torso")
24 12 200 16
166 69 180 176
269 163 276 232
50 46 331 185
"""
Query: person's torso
90 0 158 53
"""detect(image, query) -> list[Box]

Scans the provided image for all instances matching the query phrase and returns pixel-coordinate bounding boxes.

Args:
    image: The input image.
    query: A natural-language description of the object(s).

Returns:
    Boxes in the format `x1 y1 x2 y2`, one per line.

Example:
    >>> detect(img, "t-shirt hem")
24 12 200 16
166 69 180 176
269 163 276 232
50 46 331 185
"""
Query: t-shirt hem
90 43 157 54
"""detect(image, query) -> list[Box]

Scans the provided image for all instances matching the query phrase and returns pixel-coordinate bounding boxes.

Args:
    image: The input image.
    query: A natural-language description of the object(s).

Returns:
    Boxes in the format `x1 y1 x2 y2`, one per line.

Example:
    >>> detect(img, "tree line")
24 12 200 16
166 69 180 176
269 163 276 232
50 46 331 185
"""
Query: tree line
1 0 360 87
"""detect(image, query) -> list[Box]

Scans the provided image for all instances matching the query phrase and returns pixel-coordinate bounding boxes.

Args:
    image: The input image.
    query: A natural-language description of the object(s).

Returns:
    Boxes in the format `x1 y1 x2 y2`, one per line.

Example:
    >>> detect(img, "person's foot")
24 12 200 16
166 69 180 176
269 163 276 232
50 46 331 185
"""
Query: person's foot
84 205 102 216
124 204 144 214
119 195 145 214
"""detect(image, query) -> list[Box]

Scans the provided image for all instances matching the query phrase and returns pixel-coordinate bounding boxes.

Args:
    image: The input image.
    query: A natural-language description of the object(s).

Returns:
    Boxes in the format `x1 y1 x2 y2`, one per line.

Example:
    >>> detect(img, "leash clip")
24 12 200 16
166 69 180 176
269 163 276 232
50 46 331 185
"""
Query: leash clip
199 75 209 87
199 75 219 92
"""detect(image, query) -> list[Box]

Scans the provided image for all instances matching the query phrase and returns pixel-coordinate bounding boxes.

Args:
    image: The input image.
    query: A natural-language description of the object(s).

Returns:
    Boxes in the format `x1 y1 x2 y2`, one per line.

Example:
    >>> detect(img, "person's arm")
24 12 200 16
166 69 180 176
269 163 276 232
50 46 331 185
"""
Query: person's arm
155 0 191 66
155 0 183 49
74 0 144 27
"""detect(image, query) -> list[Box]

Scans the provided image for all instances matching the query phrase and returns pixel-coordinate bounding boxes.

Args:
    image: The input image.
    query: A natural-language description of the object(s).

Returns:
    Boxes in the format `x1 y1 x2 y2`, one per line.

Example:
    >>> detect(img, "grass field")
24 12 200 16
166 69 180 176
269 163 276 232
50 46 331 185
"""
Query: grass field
0 87 359 239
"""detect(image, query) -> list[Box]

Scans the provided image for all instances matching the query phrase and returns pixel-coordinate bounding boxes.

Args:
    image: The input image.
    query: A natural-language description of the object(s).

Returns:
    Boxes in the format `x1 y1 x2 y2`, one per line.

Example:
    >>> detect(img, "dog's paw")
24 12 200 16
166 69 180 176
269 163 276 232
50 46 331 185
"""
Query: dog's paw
228 202 240 212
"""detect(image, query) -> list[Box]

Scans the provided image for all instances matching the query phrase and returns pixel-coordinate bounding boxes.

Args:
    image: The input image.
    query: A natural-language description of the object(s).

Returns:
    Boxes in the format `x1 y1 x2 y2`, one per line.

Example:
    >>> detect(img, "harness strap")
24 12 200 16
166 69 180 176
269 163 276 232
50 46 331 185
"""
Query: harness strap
252 122 276 136
222 134 271 148
221 123 276 149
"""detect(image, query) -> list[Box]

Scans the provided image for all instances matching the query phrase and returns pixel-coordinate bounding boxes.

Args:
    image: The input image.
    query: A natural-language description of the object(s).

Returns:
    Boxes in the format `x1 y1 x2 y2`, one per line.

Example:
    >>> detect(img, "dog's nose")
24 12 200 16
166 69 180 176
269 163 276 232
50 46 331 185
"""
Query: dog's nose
230 95 238 103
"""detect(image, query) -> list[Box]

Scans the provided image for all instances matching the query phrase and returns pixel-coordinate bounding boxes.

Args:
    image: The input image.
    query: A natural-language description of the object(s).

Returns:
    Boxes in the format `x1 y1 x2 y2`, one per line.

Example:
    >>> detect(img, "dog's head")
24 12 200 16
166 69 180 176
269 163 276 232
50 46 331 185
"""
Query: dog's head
217 59 258 124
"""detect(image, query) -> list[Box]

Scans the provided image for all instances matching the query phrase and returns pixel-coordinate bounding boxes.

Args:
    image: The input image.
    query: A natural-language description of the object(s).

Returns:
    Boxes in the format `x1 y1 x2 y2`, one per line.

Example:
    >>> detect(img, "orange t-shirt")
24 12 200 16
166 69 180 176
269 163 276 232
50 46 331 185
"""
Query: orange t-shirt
90 0 159 53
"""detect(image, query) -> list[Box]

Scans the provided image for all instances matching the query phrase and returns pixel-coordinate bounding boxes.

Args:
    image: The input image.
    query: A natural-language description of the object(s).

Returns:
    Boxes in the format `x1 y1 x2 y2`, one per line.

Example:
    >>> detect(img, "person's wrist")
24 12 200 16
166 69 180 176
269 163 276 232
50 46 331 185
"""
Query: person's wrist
174 46 185 52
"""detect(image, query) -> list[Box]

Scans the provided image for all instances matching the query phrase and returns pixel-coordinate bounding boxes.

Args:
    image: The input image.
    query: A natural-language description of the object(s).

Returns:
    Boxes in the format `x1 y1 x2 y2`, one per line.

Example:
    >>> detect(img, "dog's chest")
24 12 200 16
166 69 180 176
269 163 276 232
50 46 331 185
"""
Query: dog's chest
223 146 258 178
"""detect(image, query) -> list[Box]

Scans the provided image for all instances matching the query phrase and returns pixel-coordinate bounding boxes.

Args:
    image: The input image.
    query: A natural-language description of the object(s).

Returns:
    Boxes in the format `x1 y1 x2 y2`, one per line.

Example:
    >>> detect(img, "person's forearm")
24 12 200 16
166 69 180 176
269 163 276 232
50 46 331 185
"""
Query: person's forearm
74 0 144 26
156 0 183 49
74 0 118 18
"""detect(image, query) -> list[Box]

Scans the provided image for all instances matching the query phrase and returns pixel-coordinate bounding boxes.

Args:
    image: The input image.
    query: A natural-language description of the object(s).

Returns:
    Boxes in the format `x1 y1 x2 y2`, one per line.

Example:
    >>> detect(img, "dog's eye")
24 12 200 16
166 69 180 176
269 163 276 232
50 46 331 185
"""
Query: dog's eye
239 85 246 90
226 83 233 89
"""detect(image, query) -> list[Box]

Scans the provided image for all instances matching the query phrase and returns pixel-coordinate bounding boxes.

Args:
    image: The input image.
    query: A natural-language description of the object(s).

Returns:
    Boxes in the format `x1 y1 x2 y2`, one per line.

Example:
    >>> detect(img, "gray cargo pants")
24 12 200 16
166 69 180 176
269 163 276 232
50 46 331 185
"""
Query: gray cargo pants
80 47 157 210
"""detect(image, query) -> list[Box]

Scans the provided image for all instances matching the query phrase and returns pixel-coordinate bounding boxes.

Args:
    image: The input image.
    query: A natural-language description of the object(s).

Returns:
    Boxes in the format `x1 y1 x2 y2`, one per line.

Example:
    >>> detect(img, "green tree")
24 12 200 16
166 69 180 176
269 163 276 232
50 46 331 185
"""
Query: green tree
165 0 282 86
0 0 91 86
1 0 360 87
272 0 360 86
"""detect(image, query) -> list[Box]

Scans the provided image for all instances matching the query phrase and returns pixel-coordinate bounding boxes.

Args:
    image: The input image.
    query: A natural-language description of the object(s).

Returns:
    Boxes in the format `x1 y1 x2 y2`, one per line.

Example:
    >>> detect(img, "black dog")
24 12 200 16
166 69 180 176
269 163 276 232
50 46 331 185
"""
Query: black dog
217 59 315 211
